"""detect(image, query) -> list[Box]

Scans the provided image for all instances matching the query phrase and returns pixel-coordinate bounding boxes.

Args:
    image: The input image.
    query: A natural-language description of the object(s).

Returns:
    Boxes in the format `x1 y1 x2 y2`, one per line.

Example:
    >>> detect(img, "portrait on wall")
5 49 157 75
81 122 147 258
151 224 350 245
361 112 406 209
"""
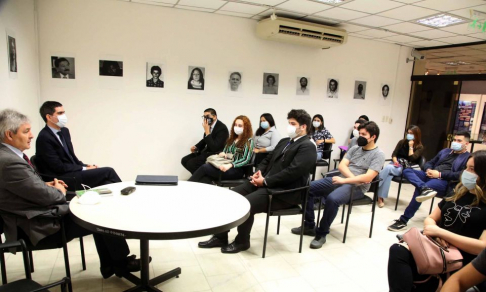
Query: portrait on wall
353 80 367 100
263 73 279 95
381 83 391 105
327 78 339 99
228 71 242 92
296 77 310 95
7 35 17 73
99 60 123 77
146 63 164 88
188 66 205 90
51 56 75 79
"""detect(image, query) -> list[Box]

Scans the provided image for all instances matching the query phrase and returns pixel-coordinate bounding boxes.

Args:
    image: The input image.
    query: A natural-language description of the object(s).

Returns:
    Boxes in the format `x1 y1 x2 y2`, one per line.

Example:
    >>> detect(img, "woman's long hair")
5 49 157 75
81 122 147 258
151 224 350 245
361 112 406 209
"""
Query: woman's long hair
226 115 253 149
447 150 486 206
311 114 324 134
188 67 205 89
407 125 422 150
255 113 276 137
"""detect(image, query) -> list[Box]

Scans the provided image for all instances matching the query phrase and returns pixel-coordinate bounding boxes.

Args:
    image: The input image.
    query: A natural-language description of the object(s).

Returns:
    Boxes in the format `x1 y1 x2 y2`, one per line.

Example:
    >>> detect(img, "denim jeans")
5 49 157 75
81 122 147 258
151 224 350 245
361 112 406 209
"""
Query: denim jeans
304 177 364 237
399 168 448 223
316 151 323 161
377 163 403 199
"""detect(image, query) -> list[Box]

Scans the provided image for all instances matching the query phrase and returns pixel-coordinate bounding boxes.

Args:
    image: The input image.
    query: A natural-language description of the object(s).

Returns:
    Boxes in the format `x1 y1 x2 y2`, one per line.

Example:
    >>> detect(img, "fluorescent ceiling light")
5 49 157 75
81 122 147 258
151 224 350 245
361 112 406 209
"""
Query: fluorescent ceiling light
312 0 347 4
416 14 467 28
444 61 470 66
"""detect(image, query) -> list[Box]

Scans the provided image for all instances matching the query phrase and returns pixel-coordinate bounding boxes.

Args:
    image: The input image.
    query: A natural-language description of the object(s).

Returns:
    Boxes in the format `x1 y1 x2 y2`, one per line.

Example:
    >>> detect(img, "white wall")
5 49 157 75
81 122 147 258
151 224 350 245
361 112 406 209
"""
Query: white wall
0 0 40 157
36 0 413 180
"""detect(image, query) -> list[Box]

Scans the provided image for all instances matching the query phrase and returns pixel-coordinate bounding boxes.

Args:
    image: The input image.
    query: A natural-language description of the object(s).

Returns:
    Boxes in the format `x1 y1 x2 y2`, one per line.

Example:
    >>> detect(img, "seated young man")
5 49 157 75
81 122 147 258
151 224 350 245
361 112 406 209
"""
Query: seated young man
388 131 470 232
291 121 385 249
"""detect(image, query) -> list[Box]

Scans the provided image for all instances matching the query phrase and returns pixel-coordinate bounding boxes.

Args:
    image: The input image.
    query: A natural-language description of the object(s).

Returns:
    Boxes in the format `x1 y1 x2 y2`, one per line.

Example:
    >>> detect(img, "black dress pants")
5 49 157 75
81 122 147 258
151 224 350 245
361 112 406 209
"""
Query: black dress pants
63 167 122 191
34 215 130 268
214 181 294 245
181 153 208 174
188 164 244 184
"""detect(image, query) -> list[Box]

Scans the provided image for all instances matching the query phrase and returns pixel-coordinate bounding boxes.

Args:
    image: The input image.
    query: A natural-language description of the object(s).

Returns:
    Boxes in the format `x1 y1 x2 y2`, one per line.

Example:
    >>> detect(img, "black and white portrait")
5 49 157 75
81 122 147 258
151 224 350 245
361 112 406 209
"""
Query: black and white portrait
51 57 75 79
354 80 367 100
382 84 390 99
296 77 310 95
228 72 242 92
263 73 279 95
146 63 164 88
327 78 339 99
7 36 17 73
100 60 123 77
188 66 205 90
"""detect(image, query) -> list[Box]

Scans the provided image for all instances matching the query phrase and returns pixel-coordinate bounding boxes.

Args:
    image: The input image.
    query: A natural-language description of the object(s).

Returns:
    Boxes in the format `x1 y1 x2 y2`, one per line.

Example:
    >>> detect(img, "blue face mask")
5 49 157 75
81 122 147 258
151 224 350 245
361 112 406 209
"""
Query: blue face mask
461 170 478 191
451 142 463 151
406 134 414 141
261 121 269 129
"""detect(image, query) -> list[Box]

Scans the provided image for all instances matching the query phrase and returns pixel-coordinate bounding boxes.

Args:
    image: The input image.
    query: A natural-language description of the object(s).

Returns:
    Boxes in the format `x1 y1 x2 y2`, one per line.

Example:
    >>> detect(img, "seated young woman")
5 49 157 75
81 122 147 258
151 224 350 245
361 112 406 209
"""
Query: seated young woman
377 125 424 207
388 150 486 292
310 114 335 161
188 115 254 184
253 113 280 167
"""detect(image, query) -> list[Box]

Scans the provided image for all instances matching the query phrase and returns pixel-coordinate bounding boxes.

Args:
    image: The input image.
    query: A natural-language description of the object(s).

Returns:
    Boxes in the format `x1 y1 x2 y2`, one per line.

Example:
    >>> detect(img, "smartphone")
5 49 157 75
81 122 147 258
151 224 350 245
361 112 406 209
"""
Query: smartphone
96 188 112 194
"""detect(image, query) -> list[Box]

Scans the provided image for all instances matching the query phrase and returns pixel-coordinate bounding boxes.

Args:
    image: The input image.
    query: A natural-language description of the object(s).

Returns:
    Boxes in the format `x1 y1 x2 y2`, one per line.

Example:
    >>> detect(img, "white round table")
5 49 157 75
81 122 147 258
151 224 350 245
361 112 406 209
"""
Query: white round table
69 181 250 292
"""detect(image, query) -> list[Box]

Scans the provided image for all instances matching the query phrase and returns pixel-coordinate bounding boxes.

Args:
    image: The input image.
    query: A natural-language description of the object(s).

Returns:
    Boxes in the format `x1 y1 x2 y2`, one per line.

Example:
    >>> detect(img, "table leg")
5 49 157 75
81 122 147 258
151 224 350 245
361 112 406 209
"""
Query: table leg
123 240 181 292
471 143 475 153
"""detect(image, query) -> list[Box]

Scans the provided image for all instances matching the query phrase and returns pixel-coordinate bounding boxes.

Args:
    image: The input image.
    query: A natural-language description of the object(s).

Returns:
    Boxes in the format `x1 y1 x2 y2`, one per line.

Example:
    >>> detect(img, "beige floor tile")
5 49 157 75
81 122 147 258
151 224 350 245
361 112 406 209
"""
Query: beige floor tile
206 271 260 292
260 276 315 292
155 265 211 292
196 252 247 277
243 256 299 282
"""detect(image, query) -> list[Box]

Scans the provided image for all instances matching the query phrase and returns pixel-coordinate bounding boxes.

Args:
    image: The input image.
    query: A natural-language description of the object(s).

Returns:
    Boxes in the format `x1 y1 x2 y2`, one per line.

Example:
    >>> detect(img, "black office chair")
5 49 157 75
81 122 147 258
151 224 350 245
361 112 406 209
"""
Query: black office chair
262 176 311 258
312 143 333 181
390 156 426 211
0 221 6 285
216 154 256 188
0 239 70 292
428 179 458 215
316 170 381 243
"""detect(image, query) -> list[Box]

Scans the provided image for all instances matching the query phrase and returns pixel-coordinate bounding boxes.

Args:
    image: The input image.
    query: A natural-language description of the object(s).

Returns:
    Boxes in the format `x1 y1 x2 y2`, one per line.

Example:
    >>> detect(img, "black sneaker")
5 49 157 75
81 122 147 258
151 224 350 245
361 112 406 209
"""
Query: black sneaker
291 226 316 236
387 219 407 232
415 187 437 203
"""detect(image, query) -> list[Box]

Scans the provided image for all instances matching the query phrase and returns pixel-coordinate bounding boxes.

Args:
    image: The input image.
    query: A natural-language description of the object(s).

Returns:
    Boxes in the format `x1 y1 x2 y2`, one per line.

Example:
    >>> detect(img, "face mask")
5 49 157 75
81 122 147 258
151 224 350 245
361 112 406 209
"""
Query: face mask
313 121 321 128
234 126 243 135
461 170 478 191
204 116 213 126
353 129 359 137
261 121 269 129
55 114 68 128
357 136 369 147
287 125 299 139
451 142 463 151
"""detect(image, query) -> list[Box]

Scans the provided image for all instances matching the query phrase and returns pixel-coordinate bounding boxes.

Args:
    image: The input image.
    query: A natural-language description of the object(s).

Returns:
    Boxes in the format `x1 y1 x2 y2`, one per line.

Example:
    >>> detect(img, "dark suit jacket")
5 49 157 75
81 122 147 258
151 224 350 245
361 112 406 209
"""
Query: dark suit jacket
51 69 74 79
35 126 85 176
256 136 317 204
424 148 469 181
0 144 67 246
195 120 229 156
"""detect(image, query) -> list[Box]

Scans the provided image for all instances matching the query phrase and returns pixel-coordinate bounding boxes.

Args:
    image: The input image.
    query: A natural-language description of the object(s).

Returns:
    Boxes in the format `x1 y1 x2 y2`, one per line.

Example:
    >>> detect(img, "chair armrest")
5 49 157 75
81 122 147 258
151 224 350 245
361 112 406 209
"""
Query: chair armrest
321 170 341 178
31 277 71 292
267 185 310 196
385 159 392 162
0 240 26 251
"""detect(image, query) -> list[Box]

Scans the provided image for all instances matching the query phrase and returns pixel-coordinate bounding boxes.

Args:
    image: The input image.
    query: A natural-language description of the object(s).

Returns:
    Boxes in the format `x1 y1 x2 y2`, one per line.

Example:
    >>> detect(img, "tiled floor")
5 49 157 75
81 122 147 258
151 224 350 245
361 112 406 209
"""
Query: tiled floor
2 180 434 292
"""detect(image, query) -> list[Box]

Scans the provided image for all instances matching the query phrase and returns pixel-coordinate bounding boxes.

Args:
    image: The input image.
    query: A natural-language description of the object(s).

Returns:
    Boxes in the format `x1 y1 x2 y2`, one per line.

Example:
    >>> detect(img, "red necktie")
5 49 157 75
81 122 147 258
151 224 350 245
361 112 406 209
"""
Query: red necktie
23 153 34 168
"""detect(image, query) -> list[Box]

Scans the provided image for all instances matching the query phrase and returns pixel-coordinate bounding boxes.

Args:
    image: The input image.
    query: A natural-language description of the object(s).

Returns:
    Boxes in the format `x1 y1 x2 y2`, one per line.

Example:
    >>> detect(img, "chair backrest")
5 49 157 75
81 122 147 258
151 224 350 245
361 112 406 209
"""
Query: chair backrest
322 143 333 160
30 155 40 173
244 152 257 177
418 156 426 170
300 176 311 204
367 175 380 193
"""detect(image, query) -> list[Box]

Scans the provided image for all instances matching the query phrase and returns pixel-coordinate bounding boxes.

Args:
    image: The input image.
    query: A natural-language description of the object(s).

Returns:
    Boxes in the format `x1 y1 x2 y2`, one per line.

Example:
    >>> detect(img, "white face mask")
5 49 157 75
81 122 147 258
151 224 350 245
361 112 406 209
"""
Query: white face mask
234 126 243 135
55 114 68 128
353 129 359 137
312 121 321 128
287 124 299 139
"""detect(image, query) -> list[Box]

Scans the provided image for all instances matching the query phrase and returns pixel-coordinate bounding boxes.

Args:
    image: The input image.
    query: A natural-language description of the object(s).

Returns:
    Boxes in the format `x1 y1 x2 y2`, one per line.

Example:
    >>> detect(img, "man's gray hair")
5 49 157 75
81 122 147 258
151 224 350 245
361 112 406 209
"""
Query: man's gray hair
0 109 30 141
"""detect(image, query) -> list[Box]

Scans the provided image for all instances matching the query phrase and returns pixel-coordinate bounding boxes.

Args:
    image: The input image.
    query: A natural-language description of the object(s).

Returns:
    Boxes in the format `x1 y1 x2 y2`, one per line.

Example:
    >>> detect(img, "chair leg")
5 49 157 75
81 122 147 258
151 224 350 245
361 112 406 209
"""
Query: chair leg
343 204 352 243
316 201 322 229
61 221 73 292
369 195 377 238
29 251 34 273
429 197 435 215
395 181 402 211
0 236 6 284
327 163 330 173
80 237 86 271
277 216 281 235
262 213 270 259
299 211 305 254
341 205 345 224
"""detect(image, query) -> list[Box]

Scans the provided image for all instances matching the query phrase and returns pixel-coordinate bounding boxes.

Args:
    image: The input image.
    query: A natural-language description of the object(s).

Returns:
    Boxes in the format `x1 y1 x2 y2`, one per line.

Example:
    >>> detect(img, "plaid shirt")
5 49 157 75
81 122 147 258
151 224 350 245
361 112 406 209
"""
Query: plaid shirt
146 79 164 88
312 128 333 152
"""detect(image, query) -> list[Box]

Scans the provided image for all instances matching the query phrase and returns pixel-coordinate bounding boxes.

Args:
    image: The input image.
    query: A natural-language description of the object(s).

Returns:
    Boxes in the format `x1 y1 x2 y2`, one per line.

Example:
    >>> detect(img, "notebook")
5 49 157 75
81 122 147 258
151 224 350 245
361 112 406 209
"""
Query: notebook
135 175 178 186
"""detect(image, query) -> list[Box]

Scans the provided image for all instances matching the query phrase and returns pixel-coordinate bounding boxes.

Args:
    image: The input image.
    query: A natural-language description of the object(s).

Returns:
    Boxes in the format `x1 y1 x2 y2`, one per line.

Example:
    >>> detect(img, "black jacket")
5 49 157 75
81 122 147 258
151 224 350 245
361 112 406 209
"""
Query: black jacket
195 120 229 155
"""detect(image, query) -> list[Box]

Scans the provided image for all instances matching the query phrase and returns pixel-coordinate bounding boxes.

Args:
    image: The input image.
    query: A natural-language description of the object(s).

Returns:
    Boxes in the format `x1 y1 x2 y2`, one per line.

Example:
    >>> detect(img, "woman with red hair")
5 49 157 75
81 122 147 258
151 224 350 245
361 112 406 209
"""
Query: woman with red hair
189 115 254 184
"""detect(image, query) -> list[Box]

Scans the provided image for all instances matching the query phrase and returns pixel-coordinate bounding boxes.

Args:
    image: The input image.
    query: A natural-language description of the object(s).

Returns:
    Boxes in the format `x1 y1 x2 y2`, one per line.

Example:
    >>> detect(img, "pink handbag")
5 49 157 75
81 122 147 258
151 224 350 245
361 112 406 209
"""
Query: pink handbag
402 227 463 275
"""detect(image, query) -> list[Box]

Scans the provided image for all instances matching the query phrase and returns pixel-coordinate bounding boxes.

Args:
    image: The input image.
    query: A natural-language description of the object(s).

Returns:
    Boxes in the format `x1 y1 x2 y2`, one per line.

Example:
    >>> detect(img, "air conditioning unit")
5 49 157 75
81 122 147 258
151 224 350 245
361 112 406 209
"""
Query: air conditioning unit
256 17 348 49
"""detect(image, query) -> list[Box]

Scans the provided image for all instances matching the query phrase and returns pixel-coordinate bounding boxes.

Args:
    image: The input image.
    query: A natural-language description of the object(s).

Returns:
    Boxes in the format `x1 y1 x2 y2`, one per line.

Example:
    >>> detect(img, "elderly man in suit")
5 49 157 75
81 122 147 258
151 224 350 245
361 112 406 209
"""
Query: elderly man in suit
181 108 229 174
198 109 317 253
35 101 121 190
52 58 74 79
0 109 142 279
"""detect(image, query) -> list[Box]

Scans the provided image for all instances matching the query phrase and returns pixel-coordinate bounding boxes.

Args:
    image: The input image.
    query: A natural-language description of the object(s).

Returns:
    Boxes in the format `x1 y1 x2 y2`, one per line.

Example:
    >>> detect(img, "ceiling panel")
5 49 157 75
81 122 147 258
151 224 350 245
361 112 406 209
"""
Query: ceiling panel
468 32 486 40
131 0 175 6
439 23 478 35
260 10 307 18
302 16 340 25
215 10 253 18
314 7 369 21
382 34 422 42
435 35 483 44
178 0 226 9
135 0 178 3
382 22 431 33
238 0 288 6
336 22 370 32
392 0 424 3
449 5 486 20
220 2 268 14
355 28 398 38
339 0 404 14
348 33 374 39
414 0 486 12
350 15 402 27
377 5 438 21
409 29 457 39
406 40 449 47
175 5 215 12
276 0 333 15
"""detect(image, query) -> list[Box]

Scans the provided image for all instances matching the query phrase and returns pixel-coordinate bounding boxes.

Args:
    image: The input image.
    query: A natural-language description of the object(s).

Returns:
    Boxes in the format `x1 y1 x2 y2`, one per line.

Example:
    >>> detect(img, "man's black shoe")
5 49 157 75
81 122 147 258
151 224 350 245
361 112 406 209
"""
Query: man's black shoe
221 241 250 254
291 225 316 236
415 187 437 203
198 236 228 248
113 255 152 277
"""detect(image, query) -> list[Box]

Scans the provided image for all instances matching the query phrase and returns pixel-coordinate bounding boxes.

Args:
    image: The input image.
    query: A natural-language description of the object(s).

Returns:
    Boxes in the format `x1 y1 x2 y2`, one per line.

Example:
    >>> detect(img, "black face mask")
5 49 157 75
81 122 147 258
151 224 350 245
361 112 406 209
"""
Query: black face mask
204 116 214 126
357 136 368 147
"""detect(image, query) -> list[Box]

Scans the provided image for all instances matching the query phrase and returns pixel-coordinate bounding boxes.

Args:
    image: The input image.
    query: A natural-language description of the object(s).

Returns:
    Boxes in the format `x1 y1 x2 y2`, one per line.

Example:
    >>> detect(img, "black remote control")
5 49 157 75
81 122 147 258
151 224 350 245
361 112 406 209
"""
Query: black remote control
121 186 136 196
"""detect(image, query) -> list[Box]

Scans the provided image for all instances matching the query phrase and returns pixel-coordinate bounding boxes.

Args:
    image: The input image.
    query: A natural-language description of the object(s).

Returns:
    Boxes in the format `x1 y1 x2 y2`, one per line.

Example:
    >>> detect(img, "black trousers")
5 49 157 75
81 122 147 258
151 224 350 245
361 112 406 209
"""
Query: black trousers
188 164 244 184
181 153 209 174
214 181 294 245
34 215 130 268
63 167 121 191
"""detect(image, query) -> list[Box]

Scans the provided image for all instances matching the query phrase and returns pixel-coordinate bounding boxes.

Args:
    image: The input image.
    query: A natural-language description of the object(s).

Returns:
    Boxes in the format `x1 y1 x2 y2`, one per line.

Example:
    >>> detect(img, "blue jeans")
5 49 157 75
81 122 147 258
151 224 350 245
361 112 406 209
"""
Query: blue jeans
304 177 364 237
377 163 403 199
316 151 323 161
399 168 448 223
